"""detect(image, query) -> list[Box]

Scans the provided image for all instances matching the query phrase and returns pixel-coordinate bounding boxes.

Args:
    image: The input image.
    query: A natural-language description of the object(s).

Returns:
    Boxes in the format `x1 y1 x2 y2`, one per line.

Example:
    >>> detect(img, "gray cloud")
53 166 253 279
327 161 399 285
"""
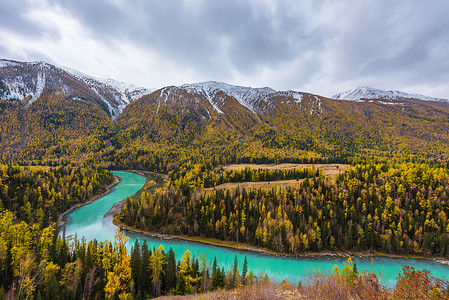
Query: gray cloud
1 0 449 98
322 1 449 93
0 0 61 40
48 0 324 78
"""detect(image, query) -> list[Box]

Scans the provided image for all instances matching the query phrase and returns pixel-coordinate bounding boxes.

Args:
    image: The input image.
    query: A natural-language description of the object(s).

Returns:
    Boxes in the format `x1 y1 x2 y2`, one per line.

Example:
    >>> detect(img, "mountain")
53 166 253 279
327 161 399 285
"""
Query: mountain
2 58 449 167
0 59 154 159
333 86 448 103
114 79 449 170
115 81 319 147
0 59 153 119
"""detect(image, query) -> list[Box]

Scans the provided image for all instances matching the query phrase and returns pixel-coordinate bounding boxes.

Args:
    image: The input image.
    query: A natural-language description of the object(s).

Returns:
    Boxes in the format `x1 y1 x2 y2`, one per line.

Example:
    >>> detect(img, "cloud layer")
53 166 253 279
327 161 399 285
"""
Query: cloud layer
1 0 448 98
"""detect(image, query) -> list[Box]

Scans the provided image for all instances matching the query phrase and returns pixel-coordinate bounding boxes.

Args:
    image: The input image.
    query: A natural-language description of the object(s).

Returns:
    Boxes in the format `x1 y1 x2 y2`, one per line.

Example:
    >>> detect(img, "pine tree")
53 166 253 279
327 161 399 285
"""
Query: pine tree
130 240 142 296
232 255 238 282
136 290 142 300
141 241 151 297
242 256 248 282
211 268 225 291
175 274 187 295
166 248 176 292
212 256 218 276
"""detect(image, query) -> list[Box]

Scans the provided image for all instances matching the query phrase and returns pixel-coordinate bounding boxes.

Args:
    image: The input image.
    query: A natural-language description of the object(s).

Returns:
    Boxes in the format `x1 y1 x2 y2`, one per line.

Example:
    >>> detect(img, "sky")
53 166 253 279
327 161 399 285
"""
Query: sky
1 0 449 99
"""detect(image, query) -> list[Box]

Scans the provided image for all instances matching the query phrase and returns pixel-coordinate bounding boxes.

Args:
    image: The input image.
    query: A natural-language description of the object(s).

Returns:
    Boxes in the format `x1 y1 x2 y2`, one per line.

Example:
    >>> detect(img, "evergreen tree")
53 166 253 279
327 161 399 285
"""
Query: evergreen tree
130 239 142 296
166 248 177 292
233 255 238 282
211 268 225 290
212 256 218 275
242 256 248 281
136 291 142 300
141 241 151 297
175 274 187 295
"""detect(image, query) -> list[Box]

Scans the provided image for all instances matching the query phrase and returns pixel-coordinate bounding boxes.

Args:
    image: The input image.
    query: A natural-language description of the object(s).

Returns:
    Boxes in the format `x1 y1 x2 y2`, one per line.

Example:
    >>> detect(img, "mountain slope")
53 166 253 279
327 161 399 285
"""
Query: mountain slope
3 58 449 167
0 59 153 119
0 60 132 161
333 86 448 103
113 81 449 170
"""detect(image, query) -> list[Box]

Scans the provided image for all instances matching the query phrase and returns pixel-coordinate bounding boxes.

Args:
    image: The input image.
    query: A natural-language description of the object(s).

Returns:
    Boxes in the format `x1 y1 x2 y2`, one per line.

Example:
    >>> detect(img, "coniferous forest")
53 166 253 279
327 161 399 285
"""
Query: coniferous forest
122 162 449 256
2 61 449 298
0 163 256 299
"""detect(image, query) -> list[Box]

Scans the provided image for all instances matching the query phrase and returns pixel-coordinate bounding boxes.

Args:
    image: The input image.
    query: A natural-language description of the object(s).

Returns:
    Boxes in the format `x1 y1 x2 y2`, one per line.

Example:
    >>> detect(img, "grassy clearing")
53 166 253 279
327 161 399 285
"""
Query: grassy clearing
203 179 303 194
218 163 348 177
202 163 348 194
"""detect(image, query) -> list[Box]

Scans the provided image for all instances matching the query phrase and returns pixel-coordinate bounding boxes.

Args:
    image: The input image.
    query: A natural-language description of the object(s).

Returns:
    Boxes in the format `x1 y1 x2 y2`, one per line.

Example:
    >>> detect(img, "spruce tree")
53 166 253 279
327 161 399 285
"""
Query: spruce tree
233 255 238 281
242 256 248 281
212 256 218 275
130 239 142 296
166 248 177 292
175 274 186 295
141 241 151 296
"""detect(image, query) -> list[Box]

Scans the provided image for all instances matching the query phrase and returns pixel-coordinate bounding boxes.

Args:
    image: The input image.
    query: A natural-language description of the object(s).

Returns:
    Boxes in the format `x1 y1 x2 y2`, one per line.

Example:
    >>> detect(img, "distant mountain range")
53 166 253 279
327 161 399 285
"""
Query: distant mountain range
333 86 448 103
2 58 449 165
1 59 448 120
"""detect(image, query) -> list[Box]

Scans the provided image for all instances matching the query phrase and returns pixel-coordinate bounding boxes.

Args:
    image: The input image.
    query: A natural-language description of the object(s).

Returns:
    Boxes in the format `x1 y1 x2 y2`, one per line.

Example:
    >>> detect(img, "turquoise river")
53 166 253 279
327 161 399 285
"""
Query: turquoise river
63 171 449 286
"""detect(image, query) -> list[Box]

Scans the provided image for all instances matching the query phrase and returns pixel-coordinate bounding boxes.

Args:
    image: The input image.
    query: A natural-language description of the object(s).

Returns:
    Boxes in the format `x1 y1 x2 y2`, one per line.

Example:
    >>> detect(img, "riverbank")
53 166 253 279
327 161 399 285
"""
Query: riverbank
57 174 121 227
109 171 449 266
105 170 163 217
122 169 168 183
113 217 449 266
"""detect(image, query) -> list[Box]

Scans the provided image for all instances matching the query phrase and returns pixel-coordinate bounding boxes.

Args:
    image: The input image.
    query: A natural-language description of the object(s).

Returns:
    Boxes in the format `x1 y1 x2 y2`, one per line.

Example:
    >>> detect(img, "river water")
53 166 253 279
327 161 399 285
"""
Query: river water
63 171 449 286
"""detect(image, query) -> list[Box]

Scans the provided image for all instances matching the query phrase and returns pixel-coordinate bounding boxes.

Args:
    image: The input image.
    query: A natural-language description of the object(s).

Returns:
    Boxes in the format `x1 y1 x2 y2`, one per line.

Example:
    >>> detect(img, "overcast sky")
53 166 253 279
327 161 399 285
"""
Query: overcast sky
1 0 449 98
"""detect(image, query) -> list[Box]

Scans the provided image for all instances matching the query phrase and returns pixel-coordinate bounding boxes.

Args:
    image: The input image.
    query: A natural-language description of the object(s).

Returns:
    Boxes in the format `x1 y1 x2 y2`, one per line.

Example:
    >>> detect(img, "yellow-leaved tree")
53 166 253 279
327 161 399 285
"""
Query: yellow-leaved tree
105 230 132 299
149 245 166 297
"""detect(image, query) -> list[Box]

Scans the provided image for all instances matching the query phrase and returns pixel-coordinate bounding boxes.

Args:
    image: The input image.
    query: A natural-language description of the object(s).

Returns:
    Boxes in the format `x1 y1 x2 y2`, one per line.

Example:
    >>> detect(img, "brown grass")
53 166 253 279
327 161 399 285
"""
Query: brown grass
218 163 348 177
203 179 303 194
202 164 348 195
154 267 449 299
154 283 300 300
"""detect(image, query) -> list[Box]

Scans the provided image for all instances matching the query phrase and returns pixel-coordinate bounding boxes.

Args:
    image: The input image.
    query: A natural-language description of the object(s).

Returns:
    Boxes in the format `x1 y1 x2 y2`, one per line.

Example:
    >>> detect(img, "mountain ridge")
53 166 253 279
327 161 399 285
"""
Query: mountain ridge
0 59 153 119
2 58 449 119
2 58 449 166
333 86 448 103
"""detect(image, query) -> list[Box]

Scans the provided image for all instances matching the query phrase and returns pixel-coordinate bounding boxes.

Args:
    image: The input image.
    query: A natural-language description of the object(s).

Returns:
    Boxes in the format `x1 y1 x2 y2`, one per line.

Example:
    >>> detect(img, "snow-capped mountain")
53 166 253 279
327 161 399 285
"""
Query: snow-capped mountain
333 86 448 103
0 59 154 119
176 81 305 116
181 81 277 114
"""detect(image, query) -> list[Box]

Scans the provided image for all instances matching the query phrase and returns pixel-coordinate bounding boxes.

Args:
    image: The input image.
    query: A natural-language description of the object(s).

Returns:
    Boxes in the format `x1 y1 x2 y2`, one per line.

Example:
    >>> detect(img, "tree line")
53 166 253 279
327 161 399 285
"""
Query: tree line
0 163 113 228
122 162 449 257
0 209 259 299
168 162 319 190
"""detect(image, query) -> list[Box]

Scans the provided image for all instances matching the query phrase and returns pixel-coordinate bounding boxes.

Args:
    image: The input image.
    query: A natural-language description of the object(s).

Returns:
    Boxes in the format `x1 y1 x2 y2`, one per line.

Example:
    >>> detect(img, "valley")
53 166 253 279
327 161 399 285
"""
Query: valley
2 59 449 299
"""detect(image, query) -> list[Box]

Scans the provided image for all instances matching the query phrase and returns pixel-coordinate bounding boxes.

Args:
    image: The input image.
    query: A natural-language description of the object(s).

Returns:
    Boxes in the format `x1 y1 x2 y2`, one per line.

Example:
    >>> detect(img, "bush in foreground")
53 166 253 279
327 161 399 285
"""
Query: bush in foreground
160 258 449 300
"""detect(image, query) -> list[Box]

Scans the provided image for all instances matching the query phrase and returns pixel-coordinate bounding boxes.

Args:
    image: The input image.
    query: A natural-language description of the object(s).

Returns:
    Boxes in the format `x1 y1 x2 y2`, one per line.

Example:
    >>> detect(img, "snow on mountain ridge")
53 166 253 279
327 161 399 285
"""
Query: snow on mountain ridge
26 72 45 108
62 66 155 101
60 64 156 119
333 86 448 102
0 59 155 120
0 59 19 68
181 81 276 114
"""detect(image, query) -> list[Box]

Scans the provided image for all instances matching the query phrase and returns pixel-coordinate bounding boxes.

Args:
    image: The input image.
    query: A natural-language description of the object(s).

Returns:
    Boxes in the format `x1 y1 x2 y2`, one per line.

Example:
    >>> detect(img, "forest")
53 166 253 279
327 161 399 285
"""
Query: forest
121 162 449 256
0 164 259 299
2 87 449 298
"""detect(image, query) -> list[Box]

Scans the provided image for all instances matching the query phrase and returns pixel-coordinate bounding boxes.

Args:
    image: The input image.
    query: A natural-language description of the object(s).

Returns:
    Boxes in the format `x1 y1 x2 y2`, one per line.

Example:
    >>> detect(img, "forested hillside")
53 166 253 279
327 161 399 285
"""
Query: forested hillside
121 162 449 256
2 60 449 299
2 61 449 170
0 164 256 299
